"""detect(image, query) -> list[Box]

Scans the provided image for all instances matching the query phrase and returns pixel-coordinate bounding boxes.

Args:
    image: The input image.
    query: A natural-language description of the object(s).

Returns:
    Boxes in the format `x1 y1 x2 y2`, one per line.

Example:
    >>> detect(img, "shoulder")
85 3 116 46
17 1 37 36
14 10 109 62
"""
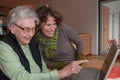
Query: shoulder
0 41 19 58
0 41 12 49
59 23 71 29
58 23 74 32
58 23 76 34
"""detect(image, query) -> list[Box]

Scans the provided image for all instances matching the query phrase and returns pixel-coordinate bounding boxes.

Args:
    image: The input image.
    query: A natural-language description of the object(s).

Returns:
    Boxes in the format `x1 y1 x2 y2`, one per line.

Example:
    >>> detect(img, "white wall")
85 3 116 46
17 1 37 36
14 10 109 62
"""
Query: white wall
42 0 99 54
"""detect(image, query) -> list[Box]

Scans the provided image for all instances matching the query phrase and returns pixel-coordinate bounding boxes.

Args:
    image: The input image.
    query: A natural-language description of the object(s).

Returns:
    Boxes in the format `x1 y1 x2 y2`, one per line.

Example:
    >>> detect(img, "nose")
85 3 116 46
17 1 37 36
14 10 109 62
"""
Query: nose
28 30 35 37
50 25 56 31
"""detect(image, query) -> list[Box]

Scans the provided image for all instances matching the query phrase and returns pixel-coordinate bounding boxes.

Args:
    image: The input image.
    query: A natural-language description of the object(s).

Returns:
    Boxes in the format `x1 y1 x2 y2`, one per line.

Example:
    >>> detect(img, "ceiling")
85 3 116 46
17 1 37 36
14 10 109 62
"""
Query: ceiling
1 0 120 12
1 0 120 9
0 0 44 8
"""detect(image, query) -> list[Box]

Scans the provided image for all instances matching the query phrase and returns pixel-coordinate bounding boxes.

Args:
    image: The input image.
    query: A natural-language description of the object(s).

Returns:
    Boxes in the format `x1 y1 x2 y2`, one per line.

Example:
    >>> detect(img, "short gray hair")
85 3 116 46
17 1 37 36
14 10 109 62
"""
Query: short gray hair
7 6 39 27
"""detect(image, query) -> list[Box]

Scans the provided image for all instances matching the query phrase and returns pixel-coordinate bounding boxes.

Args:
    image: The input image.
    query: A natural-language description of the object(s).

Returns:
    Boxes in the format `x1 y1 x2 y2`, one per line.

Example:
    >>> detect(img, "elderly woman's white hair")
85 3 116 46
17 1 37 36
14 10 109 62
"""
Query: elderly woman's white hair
7 6 39 28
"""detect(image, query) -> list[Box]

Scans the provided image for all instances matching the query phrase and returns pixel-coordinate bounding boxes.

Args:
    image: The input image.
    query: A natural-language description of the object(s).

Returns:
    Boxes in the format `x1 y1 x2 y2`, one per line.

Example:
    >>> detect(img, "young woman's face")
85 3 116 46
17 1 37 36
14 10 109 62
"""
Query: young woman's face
41 16 57 37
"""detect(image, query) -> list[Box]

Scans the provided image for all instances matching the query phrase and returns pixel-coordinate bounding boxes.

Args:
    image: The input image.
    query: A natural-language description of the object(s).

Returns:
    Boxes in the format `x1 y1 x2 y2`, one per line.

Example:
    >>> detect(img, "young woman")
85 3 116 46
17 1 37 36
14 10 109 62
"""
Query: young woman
35 5 84 70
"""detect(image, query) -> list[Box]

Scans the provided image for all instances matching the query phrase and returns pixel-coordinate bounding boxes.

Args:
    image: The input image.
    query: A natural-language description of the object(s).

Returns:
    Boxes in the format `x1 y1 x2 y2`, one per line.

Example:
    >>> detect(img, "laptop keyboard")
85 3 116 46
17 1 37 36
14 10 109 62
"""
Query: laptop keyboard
78 67 100 80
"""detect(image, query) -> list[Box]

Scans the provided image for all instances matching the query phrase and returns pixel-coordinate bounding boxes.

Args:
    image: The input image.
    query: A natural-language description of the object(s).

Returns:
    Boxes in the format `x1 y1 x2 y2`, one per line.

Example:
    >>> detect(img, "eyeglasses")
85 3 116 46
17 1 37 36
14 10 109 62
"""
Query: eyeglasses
14 24 36 33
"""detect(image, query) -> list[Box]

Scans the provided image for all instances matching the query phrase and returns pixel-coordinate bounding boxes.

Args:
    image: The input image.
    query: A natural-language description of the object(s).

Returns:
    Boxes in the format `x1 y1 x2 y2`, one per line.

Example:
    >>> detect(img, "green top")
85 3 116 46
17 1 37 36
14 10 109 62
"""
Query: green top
0 41 59 80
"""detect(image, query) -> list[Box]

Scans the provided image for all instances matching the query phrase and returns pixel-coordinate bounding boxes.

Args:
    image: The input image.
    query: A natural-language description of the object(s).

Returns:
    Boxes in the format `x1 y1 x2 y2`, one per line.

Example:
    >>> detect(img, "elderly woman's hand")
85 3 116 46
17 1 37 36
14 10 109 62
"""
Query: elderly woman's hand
58 59 89 79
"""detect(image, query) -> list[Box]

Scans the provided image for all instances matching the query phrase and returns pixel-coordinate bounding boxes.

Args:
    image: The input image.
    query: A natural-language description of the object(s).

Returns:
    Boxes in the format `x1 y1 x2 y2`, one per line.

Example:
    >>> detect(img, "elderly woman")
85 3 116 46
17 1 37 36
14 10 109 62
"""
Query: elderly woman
35 5 84 70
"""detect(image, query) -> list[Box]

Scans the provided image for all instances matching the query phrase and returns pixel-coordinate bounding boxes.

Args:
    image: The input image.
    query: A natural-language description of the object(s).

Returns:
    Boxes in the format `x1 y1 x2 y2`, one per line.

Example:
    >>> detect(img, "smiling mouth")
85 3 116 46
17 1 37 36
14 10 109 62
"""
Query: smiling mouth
24 37 32 40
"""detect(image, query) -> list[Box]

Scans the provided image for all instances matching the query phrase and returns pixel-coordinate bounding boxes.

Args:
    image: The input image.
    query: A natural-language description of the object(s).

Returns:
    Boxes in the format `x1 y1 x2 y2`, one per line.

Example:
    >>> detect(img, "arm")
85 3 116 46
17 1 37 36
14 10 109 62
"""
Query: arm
58 60 89 79
45 59 70 70
62 24 84 60
0 41 59 80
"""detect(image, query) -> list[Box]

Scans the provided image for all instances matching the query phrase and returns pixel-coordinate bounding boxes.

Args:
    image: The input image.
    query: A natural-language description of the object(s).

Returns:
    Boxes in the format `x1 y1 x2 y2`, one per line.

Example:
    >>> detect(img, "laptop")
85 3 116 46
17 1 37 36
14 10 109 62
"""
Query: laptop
78 42 120 80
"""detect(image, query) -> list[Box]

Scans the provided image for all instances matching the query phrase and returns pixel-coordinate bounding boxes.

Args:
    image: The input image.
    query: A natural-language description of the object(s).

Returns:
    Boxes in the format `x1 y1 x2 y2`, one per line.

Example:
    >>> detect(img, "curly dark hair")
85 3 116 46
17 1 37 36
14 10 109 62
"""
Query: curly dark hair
36 5 63 28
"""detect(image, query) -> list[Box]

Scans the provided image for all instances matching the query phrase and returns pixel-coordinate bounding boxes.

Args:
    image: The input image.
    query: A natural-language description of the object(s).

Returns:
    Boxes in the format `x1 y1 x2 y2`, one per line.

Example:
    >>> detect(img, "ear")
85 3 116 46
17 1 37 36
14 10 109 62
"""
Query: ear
9 24 16 34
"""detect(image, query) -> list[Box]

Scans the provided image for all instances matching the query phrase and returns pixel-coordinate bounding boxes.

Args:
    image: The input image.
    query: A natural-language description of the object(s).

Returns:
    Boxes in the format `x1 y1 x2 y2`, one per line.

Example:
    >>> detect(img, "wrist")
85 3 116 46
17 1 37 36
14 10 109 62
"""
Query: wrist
58 69 69 79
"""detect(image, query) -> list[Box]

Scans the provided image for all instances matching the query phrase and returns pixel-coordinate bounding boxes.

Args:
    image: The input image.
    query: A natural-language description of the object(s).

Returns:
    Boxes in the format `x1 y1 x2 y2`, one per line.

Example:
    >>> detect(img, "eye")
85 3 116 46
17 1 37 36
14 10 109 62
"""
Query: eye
24 27 31 32
53 23 56 25
24 27 35 33
46 24 51 26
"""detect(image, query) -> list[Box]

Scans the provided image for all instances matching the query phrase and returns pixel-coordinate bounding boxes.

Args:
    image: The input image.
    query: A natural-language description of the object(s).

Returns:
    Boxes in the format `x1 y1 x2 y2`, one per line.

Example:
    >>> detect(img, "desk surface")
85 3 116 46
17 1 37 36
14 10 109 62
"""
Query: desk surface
84 55 120 79
84 55 120 68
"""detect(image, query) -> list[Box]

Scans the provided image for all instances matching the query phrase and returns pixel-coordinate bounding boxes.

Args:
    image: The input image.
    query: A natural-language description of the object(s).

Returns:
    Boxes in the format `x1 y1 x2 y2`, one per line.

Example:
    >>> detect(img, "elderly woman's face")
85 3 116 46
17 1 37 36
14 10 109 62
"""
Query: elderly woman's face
10 18 36 45
41 16 57 37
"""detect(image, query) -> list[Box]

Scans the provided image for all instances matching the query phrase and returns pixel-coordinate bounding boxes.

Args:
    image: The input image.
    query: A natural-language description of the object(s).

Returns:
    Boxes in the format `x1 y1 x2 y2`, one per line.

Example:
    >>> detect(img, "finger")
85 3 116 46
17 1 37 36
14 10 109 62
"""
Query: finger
82 59 89 63
77 59 89 64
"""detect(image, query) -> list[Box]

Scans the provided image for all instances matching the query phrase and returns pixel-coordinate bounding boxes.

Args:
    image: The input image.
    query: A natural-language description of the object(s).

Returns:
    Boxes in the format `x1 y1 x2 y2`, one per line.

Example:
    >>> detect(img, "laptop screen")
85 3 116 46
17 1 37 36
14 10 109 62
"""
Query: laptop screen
99 42 119 80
